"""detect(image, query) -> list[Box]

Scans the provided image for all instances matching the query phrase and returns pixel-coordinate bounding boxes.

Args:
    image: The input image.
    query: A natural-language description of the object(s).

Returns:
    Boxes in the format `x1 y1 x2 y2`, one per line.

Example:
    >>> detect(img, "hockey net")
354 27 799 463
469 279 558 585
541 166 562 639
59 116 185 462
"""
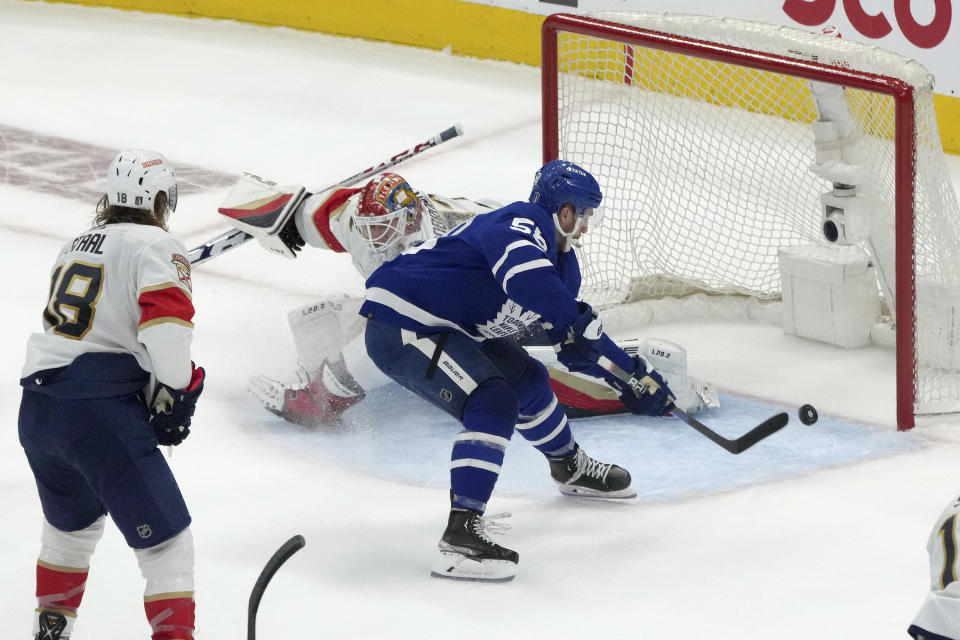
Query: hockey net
542 12 960 429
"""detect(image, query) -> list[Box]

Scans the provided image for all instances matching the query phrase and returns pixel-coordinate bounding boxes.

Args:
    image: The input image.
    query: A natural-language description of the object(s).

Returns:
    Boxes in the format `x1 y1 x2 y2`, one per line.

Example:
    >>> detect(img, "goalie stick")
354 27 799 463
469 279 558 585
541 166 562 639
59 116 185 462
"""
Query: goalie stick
247 534 306 640
188 123 465 266
597 356 789 454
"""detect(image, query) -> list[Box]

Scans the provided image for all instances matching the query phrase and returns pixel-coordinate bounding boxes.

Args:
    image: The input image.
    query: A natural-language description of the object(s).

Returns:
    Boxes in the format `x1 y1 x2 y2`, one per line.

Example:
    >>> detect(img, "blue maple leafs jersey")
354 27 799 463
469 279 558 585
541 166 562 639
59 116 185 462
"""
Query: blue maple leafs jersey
360 201 583 341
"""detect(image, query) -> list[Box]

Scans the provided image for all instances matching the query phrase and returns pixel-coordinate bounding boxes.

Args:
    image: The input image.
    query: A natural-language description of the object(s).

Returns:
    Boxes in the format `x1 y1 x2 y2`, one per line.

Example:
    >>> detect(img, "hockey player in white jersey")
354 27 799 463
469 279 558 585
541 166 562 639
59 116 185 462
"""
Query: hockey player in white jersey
222 171 505 424
221 171 712 427
909 494 960 640
19 150 204 640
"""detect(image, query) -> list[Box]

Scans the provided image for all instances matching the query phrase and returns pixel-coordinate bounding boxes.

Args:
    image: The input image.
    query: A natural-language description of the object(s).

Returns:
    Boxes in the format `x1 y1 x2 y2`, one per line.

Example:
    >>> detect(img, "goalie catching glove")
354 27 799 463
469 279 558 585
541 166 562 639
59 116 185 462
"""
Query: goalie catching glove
556 301 603 372
606 356 674 417
150 363 206 446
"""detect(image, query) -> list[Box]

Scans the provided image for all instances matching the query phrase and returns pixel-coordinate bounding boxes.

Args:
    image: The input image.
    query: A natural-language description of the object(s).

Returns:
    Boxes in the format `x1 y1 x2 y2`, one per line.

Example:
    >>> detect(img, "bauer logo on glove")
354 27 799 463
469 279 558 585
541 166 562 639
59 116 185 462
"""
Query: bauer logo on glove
149 364 205 446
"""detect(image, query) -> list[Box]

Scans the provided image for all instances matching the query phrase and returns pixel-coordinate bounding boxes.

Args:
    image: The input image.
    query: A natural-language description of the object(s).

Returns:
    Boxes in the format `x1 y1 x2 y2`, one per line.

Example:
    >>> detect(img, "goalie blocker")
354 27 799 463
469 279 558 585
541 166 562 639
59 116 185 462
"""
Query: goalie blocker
217 172 307 259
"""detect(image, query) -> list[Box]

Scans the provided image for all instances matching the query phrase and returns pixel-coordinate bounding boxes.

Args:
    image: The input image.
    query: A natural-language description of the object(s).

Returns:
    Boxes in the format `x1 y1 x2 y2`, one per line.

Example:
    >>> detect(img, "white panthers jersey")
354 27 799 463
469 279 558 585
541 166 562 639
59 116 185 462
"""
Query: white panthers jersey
911 494 960 640
22 222 195 389
294 188 499 278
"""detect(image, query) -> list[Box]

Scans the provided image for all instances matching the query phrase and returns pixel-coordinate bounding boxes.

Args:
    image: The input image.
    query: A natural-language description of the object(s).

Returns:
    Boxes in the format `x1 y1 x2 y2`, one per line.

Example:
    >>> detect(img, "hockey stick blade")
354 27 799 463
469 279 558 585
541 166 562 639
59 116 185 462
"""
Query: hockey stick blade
596 356 789 454
188 123 465 266
670 406 789 454
248 535 306 640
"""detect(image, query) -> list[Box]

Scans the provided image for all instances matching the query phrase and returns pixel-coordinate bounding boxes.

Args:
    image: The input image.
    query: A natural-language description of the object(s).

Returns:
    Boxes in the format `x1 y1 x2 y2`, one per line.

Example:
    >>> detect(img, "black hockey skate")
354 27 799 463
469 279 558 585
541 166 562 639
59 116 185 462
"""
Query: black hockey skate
35 610 68 640
549 444 636 499
431 509 518 582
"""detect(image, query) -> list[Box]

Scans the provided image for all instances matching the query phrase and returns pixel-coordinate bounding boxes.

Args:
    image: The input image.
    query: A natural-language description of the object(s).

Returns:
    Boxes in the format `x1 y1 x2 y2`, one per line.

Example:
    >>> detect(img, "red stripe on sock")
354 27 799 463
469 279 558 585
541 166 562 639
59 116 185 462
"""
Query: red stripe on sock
36 564 87 613
144 595 195 640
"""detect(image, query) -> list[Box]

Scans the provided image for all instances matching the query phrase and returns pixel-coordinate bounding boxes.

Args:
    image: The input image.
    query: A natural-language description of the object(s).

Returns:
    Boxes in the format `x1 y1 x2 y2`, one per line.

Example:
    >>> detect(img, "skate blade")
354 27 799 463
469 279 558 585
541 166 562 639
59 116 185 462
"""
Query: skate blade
556 483 637 499
430 551 516 583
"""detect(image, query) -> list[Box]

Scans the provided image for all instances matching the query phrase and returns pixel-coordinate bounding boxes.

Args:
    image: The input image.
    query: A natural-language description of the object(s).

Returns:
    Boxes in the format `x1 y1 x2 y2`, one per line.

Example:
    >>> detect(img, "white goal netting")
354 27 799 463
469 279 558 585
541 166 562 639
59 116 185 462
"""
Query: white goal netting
548 12 960 420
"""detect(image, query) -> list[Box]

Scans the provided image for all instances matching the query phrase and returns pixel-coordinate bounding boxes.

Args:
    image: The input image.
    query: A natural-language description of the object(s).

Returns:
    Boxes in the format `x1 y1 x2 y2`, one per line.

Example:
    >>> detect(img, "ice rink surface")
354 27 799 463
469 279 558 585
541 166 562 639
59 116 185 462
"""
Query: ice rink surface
1 2 959 638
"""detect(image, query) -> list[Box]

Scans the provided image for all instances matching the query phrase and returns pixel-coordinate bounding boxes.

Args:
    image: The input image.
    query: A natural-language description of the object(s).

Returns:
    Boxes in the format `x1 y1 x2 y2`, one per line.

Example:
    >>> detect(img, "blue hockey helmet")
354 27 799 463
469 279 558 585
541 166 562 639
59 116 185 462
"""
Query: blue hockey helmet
529 160 602 217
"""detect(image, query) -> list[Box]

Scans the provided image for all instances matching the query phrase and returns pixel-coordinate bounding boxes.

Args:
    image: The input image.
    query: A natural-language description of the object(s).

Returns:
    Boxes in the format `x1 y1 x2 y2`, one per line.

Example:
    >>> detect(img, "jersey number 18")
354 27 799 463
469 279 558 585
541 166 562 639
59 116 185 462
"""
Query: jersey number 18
43 261 105 340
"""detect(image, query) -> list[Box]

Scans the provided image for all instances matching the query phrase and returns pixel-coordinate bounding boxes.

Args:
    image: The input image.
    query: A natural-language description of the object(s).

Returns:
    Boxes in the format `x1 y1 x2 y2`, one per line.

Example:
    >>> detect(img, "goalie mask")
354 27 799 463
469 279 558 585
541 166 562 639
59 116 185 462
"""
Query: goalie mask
106 149 178 216
353 173 422 253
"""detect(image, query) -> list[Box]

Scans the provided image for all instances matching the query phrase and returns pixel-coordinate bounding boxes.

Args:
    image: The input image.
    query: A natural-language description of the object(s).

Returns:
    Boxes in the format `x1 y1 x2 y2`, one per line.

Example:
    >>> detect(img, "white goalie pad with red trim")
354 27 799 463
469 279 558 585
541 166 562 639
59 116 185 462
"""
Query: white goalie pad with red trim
528 338 718 417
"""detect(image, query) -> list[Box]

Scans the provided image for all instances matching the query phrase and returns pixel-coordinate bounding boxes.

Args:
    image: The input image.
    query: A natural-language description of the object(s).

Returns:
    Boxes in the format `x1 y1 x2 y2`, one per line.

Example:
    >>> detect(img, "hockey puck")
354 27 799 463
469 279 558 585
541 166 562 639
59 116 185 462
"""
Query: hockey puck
799 404 819 425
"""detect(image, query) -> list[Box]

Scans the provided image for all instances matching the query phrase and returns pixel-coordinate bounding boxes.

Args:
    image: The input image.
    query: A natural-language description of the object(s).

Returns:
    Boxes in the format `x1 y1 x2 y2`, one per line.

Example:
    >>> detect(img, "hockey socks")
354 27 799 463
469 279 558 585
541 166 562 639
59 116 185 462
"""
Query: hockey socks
32 517 105 639
516 395 575 458
136 528 196 640
449 379 516 512
34 562 87 639
144 593 195 640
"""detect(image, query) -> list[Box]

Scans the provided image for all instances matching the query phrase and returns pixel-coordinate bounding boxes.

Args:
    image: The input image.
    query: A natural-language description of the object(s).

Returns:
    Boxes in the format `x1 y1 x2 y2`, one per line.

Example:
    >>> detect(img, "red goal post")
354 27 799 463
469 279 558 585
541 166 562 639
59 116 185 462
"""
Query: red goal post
540 12 959 430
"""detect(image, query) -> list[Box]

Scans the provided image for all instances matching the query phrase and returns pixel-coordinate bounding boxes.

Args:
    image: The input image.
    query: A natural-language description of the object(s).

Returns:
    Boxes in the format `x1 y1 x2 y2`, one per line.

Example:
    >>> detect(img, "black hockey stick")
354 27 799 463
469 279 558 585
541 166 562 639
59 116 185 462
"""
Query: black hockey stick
248 534 306 640
188 123 465 266
597 356 789 454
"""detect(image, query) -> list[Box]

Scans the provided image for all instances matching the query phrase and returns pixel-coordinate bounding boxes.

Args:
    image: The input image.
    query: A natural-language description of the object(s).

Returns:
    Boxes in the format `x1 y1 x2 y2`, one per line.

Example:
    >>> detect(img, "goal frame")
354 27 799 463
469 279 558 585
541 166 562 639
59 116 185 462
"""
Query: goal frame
541 12 919 429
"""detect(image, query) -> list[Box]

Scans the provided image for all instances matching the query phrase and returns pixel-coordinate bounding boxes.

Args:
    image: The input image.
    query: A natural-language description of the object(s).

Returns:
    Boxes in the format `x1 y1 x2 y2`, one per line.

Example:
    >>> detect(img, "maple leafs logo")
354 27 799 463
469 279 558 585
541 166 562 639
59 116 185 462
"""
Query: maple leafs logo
475 300 538 339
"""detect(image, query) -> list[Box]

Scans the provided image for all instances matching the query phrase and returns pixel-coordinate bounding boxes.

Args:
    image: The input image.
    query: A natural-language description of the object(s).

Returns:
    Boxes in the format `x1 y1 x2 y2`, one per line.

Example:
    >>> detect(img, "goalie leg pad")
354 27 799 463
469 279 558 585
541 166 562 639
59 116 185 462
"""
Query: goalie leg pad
639 338 718 414
526 338 717 416
247 362 364 428
287 297 364 372
248 358 365 427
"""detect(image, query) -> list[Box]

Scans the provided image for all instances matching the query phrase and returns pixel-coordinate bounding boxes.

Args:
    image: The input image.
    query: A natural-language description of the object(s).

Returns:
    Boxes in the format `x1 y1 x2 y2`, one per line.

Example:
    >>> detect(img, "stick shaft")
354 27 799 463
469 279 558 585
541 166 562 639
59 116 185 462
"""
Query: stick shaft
188 123 465 266
596 356 788 454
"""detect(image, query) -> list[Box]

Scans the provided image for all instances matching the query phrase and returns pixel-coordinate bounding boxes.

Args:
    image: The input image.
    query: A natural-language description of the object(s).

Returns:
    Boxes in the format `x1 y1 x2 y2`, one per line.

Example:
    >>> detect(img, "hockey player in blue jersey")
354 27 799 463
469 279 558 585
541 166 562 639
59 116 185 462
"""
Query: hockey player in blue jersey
359 159 675 581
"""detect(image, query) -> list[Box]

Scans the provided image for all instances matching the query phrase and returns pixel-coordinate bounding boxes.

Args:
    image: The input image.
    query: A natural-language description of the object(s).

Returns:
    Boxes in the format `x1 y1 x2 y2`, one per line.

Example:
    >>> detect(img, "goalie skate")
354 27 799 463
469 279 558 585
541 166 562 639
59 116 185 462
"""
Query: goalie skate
431 510 518 583
248 364 363 427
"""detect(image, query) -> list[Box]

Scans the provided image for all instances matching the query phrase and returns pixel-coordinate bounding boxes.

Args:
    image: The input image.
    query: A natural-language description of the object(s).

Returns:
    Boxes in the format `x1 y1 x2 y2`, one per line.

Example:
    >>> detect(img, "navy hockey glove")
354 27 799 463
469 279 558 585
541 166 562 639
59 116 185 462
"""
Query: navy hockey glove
556 302 603 372
607 356 675 417
150 364 205 446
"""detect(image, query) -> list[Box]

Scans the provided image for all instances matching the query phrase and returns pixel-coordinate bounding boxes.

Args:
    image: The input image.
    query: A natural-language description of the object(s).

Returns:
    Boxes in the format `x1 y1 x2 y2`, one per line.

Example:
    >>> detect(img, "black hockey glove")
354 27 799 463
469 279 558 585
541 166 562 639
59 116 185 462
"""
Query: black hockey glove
607 356 675 417
556 301 603 372
150 363 205 446
277 216 306 256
